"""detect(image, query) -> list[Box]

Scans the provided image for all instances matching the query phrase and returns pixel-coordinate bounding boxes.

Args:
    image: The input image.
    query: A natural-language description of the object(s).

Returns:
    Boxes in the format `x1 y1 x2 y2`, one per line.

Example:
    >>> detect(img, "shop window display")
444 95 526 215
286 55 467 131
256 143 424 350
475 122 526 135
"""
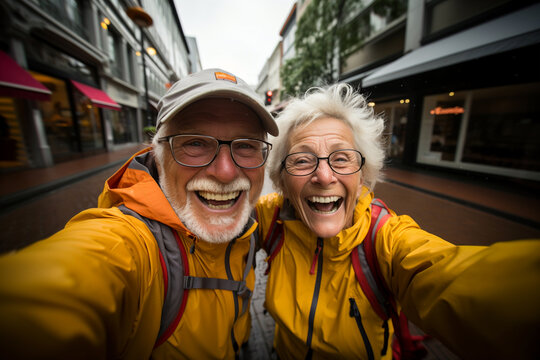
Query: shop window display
73 91 104 152
31 72 78 163
418 82 540 179
462 84 540 171
0 98 26 167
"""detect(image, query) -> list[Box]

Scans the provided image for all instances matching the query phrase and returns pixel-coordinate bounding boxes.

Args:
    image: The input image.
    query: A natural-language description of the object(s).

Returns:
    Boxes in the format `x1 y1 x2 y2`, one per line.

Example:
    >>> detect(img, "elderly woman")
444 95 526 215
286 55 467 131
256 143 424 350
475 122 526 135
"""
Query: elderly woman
255 83 539 359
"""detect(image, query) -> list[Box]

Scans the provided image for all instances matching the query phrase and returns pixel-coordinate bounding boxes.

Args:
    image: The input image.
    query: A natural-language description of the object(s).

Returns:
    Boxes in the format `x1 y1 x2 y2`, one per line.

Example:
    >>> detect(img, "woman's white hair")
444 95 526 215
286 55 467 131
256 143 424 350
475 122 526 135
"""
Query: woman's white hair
268 83 386 192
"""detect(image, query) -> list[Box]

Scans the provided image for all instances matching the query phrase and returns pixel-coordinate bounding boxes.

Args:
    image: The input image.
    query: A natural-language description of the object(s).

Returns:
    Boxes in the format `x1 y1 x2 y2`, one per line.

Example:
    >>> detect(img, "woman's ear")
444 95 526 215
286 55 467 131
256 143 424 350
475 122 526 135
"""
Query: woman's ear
279 176 289 199
355 172 364 198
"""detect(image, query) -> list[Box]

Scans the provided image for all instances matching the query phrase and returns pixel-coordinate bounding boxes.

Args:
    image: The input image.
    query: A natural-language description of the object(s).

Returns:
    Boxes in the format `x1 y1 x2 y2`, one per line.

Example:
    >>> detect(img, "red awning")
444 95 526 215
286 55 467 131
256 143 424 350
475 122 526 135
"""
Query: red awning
71 80 121 110
0 50 52 101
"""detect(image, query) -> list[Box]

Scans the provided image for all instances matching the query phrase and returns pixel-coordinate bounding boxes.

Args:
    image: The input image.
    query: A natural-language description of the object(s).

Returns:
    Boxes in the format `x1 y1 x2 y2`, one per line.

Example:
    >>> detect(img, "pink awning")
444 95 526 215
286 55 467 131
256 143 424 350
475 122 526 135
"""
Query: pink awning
0 50 52 101
71 80 121 111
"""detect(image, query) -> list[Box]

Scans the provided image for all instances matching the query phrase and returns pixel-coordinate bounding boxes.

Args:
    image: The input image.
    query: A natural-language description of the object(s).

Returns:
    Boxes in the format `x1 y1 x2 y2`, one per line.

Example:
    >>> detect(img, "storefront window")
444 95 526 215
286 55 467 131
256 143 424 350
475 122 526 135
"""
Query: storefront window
428 99 463 161
0 98 28 168
31 71 106 161
462 83 540 171
31 72 78 162
73 91 104 152
373 100 409 161
110 107 137 145
417 83 540 179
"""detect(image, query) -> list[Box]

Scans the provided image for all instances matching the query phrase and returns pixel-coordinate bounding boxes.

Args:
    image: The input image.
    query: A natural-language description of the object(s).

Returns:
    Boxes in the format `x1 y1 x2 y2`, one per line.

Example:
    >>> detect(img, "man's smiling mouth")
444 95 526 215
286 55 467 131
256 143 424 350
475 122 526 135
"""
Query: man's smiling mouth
197 191 241 210
306 195 343 214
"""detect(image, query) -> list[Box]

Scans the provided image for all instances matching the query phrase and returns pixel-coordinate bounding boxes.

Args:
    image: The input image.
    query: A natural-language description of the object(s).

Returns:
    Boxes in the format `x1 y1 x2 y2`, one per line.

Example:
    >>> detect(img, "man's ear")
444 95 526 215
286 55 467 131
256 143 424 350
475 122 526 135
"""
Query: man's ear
151 145 167 178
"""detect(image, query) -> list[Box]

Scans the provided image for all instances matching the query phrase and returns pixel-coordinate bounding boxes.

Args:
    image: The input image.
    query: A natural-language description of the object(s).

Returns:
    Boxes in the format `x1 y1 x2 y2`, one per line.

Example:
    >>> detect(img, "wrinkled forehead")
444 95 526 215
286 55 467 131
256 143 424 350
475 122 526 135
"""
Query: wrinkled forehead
285 116 353 150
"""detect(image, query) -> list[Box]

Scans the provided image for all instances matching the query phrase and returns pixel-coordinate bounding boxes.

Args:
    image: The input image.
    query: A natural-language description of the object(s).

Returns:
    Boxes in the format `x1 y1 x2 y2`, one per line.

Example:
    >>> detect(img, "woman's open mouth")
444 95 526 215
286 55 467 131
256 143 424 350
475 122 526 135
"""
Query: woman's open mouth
306 195 343 214
197 191 241 210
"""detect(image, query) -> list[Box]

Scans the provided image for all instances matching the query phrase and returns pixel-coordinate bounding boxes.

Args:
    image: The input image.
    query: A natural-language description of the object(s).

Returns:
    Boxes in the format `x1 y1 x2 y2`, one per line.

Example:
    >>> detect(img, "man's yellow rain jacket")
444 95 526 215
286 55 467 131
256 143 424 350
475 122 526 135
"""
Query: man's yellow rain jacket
256 191 540 359
0 148 255 359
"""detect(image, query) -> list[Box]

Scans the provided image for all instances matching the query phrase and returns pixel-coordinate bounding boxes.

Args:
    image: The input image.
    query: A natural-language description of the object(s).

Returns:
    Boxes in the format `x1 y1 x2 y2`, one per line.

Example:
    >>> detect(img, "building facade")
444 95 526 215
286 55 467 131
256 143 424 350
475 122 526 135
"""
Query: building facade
186 36 203 74
256 42 282 111
256 3 297 113
250 0 537 182
281 4 297 66
339 0 540 182
0 0 193 171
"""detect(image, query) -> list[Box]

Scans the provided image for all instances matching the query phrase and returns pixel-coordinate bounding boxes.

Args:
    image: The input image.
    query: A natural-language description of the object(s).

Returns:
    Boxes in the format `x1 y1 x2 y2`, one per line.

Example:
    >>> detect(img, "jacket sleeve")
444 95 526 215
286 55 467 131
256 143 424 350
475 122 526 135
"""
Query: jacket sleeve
0 207 164 360
375 214 540 359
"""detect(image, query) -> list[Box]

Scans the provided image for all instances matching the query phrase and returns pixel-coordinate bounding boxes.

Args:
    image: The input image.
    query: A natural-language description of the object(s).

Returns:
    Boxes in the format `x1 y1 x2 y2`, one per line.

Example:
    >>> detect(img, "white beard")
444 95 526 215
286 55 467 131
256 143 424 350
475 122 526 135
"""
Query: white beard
162 177 253 243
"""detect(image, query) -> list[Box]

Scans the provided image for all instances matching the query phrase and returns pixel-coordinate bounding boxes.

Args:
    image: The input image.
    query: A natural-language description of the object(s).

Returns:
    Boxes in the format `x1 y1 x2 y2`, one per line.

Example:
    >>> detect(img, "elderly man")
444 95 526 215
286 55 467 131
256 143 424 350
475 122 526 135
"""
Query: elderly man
0 69 278 359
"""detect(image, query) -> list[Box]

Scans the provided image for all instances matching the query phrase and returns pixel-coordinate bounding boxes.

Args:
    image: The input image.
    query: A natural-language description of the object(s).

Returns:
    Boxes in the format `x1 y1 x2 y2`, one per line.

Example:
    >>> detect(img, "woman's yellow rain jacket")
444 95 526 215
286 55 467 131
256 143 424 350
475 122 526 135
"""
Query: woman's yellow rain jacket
256 191 540 359
0 148 255 359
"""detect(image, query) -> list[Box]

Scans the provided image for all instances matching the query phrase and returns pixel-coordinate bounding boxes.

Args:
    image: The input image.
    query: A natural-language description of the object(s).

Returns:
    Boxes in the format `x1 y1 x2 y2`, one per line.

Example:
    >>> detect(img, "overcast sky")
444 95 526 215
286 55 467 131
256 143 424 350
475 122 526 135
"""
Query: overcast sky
174 0 296 86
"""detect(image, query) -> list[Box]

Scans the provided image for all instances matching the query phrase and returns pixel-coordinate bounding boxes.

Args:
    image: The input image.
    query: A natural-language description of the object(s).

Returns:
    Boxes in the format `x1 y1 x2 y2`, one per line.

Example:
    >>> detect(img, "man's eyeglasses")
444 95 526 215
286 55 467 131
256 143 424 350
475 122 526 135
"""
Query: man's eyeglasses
157 134 272 169
281 149 365 176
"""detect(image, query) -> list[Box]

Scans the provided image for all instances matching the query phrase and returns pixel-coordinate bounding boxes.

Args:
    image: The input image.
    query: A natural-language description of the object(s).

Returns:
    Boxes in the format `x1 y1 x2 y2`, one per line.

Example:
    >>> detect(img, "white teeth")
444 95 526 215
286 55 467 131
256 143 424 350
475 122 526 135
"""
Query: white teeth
307 195 341 203
198 191 240 201
307 195 341 214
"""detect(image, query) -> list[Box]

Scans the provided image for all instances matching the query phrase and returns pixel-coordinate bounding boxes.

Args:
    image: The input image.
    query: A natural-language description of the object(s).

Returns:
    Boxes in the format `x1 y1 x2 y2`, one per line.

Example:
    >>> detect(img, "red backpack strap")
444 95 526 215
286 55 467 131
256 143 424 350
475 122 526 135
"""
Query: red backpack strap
351 199 428 360
263 206 285 275
351 199 393 320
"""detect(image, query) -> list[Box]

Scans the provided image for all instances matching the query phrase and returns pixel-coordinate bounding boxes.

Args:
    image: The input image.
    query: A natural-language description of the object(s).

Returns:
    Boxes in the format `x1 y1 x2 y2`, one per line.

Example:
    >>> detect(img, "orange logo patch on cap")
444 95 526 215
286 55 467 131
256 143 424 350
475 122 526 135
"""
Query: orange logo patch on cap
214 72 237 83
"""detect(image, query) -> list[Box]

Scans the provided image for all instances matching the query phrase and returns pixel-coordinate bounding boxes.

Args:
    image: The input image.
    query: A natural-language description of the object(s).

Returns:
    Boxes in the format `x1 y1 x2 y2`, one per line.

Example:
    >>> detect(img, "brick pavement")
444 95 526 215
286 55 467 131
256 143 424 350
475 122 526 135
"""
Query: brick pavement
244 251 275 360
0 166 117 252
375 180 540 246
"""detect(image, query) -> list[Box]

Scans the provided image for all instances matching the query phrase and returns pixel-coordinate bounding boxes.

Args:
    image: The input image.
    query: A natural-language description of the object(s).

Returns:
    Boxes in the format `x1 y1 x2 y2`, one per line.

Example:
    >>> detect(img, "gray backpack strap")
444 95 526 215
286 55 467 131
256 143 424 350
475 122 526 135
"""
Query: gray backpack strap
118 205 185 347
119 205 256 349
183 225 256 317
239 231 256 315
225 225 257 353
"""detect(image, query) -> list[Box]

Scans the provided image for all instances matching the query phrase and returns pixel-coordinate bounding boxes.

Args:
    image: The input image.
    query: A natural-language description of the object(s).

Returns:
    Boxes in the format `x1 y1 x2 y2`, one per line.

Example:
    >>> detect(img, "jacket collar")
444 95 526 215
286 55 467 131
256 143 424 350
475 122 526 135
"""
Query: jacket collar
281 187 374 260
99 148 257 242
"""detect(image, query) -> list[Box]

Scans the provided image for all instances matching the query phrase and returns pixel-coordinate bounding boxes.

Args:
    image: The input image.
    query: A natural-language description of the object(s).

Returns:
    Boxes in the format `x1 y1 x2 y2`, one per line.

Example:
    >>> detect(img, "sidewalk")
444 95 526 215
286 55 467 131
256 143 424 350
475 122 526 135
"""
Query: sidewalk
0 144 147 213
383 165 540 227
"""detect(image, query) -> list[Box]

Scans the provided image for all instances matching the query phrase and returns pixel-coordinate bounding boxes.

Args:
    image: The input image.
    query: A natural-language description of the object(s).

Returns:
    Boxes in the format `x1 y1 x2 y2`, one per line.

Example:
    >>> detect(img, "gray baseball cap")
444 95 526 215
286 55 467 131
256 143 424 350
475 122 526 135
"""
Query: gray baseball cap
156 68 278 136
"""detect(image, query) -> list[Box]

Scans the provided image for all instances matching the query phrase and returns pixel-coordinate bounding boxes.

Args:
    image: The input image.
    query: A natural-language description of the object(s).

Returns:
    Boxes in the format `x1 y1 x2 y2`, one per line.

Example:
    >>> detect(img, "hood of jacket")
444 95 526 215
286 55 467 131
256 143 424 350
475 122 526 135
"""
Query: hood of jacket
98 147 189 233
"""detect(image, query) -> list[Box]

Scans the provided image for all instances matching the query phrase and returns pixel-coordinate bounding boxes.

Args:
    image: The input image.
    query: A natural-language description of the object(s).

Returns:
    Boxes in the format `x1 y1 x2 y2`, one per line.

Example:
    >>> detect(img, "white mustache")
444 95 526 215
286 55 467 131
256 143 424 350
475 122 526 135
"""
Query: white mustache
186 177 251 193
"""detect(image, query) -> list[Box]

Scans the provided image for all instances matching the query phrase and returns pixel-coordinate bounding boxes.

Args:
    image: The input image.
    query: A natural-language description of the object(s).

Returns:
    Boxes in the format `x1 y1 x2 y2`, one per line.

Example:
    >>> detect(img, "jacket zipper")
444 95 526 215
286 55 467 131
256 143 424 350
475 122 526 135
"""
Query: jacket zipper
309 238 323 275
305 237 324 359
349 298 375 360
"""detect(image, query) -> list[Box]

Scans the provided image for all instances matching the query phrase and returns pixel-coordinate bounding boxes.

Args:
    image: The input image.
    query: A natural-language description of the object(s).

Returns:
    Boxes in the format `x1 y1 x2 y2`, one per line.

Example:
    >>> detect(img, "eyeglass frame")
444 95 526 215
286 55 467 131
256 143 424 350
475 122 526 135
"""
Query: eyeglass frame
157 133 273 169
281 149 366 176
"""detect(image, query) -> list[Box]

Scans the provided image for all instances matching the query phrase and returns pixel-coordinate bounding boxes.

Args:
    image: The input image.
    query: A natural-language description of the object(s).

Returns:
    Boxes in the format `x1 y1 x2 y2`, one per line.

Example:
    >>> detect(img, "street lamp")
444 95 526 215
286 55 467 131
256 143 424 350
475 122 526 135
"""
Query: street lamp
125 6 153 127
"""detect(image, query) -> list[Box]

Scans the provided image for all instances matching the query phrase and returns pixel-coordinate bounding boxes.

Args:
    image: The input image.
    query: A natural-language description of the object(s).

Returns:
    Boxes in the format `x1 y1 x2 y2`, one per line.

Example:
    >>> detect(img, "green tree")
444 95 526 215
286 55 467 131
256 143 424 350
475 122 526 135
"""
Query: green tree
281 0 406 99
281 0 347 98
